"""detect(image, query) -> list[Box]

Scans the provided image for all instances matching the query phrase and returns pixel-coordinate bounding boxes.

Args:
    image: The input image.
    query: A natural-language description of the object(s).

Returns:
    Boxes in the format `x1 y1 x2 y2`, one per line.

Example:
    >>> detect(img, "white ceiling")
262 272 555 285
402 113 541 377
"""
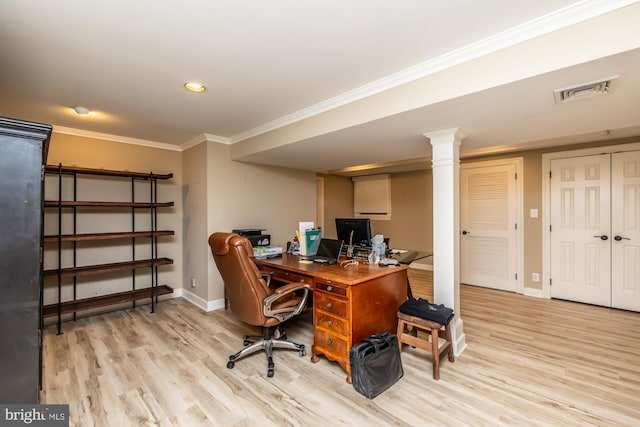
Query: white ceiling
2 0 640 175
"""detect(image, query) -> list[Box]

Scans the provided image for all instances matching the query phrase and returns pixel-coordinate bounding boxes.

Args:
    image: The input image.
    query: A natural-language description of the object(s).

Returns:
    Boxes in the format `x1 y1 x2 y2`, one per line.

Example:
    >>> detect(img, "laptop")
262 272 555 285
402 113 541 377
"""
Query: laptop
302 238 344 264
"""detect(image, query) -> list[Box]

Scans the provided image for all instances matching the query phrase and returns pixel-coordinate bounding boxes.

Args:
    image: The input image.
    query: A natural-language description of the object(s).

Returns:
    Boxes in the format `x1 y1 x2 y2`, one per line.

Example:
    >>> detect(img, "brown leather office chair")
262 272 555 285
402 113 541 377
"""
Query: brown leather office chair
208 232 310 377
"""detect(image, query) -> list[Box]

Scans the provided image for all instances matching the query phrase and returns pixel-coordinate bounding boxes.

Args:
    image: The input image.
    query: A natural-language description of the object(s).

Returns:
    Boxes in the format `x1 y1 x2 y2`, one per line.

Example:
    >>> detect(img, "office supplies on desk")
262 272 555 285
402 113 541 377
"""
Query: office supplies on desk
301 238 344 264
253 246 283 259
299 228 322 256
232 228 270 247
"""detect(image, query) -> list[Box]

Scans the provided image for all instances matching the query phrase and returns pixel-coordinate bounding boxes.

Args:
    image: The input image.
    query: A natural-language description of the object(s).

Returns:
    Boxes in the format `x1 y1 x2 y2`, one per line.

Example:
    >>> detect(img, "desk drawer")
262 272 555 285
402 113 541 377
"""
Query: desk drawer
315 279 347 297
265 268 312 285
314 329 347 357
314 293 347 318
315 312 348 336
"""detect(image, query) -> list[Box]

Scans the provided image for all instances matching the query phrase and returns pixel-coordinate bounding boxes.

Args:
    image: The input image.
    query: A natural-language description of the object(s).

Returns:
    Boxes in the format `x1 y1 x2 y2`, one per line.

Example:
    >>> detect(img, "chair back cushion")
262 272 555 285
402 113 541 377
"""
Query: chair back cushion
208 232 271 326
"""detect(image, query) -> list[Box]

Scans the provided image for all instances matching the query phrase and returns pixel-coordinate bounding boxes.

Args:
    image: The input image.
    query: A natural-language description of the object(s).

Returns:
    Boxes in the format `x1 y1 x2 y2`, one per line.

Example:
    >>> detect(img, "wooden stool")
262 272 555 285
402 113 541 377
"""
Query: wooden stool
396 311 454 380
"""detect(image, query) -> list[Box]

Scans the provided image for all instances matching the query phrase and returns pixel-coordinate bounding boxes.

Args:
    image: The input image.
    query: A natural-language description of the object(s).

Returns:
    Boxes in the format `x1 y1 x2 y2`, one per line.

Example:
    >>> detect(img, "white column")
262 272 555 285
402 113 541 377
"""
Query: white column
424 128 467 356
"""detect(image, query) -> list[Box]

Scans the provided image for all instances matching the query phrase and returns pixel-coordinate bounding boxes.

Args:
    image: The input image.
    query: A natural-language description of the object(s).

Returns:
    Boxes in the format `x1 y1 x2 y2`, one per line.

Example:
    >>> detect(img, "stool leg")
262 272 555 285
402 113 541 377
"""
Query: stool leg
445 324 455 363
396 319 405 352
431 327 440 380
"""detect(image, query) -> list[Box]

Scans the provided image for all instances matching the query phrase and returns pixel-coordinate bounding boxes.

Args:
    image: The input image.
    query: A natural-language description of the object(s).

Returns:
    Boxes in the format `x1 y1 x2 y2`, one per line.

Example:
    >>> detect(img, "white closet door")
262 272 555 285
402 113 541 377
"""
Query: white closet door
550 154 611 306
611 151 640 311
460 163 518 292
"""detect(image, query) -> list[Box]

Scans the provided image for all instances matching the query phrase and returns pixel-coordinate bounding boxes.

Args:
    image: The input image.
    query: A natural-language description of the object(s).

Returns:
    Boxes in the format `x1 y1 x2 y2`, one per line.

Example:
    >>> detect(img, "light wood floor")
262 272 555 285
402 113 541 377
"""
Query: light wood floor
42 270 640 426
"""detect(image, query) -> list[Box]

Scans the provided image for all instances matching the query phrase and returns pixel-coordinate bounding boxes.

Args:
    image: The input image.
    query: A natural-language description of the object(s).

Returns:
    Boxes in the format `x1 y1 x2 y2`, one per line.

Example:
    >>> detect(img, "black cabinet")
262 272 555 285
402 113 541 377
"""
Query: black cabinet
0 117 51 403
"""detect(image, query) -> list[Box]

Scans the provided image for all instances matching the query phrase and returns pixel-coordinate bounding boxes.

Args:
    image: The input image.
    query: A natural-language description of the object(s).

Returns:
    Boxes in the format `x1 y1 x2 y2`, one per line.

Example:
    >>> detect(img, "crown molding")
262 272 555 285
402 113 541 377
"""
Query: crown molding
53 126 231 152
230 0 639 144
53 125 181 151
180 133 230 151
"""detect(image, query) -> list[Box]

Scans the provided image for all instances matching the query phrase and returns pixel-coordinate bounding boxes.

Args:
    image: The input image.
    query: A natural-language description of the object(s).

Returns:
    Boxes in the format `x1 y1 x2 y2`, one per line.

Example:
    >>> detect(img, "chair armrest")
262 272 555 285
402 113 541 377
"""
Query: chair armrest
263 282 310 322
273 281 308 294
261 273 272 287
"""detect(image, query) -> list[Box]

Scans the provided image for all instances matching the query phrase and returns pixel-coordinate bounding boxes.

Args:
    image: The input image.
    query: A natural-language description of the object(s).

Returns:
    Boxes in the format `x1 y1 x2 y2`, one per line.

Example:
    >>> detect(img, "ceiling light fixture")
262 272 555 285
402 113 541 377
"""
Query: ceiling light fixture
72 106 90 115
184 82 206 93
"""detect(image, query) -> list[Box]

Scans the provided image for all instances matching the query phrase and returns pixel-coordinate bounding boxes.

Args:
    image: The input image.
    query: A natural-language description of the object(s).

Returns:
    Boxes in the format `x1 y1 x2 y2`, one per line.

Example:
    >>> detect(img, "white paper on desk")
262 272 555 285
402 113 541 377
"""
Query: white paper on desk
390 249 408 254
298 221 314 233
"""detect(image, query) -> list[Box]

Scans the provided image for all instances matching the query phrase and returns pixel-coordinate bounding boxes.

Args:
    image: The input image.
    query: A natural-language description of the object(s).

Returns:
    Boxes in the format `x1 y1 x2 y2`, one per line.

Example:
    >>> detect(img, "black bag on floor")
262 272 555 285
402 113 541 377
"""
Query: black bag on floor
349 332 403 399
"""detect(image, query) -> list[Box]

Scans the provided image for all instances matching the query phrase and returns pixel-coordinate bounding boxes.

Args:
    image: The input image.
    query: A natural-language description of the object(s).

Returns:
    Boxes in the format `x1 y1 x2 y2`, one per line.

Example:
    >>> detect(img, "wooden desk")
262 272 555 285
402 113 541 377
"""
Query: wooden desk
389 249 432 265
254 254 408 382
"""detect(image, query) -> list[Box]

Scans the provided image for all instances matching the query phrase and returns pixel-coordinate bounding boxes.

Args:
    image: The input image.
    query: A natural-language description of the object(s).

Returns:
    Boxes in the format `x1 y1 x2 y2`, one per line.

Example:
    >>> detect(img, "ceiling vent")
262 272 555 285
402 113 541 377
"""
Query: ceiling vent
553 76 618 104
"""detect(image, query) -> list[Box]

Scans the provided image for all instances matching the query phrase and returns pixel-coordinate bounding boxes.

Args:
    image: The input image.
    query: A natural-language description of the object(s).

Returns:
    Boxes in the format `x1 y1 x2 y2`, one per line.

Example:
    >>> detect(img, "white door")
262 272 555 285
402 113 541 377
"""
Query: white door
550 154 611 306
460 161 520 292
611 151 640 311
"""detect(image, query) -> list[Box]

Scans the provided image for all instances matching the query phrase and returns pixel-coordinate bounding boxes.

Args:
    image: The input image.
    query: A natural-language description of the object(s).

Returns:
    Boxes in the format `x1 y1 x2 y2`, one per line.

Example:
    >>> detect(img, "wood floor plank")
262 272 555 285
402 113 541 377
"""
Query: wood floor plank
41 270 640 426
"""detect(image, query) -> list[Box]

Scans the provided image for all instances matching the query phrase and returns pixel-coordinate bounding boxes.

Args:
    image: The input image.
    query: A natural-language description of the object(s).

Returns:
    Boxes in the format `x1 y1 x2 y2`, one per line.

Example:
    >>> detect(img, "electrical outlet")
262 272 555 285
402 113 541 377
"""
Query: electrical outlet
532 273 540 282
190 277 197 288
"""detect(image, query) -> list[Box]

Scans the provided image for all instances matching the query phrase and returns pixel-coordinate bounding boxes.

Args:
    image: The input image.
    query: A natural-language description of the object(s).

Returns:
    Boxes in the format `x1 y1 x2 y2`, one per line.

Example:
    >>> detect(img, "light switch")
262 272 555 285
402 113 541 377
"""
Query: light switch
530 208 538 218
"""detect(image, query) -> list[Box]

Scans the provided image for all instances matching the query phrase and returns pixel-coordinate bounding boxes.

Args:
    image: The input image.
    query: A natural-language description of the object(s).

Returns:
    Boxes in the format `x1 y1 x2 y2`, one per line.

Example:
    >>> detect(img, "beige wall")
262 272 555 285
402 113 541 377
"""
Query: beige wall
182 142 208 301
465 136 640 290
203 141 317 302
44 132 183 313
45 135 317 310
317 173 353 239
319 170 433 251
372 169 433 251
320 136 640 292
44 130 640 308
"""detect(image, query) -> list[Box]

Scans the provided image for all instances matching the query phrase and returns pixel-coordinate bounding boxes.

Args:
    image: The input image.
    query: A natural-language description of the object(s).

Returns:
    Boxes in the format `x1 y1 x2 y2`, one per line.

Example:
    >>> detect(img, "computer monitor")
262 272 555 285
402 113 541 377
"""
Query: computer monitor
335 218 372 248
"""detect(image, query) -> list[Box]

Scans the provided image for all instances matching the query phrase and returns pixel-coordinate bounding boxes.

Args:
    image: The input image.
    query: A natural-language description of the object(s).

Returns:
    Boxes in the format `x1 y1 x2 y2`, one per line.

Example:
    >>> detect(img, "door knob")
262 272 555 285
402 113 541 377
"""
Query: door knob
462 230 470 235
614 235 630 241
593 235 608 241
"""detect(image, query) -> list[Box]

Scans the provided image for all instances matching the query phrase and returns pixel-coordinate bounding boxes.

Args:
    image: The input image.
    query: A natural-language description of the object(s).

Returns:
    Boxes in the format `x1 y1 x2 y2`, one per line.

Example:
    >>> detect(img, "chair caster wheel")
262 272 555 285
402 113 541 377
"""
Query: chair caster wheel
299 344 306 357
243 336 250 346
280 333 288 341
267 369 274 378
227 361 235 369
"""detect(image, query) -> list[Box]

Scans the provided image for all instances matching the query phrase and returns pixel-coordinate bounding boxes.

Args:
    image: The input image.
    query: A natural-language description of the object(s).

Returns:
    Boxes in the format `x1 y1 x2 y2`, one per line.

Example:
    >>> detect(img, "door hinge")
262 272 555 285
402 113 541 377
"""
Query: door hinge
549 171 552 179
515 223 518 230
515 273 518 280
550 278 552 286
515 172 517 180
550 225 552 232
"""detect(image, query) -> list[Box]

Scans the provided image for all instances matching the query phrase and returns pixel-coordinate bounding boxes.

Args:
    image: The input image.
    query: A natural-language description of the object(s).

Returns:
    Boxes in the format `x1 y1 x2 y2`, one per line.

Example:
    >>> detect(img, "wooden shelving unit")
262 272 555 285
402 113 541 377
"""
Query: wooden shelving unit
44 164 175 333
42 286 174 317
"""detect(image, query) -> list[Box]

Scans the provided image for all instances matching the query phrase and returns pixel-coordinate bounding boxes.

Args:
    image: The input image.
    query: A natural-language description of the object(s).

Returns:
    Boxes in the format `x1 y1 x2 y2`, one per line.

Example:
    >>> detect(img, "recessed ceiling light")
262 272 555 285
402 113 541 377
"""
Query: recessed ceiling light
73 106 90 115
184 82 206 93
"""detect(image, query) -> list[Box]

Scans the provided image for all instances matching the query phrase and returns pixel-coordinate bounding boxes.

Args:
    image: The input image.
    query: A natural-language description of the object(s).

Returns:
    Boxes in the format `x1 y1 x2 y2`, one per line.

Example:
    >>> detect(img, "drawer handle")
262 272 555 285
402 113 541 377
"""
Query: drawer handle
326 285 333 292
327 338 333 345
326 302 332 309
326 320 332 327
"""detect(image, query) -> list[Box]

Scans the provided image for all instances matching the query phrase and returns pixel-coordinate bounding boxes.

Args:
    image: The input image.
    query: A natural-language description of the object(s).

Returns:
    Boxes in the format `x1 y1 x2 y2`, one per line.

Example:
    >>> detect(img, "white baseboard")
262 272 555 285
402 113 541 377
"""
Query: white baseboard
181 288 225 312
522 287 547 299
